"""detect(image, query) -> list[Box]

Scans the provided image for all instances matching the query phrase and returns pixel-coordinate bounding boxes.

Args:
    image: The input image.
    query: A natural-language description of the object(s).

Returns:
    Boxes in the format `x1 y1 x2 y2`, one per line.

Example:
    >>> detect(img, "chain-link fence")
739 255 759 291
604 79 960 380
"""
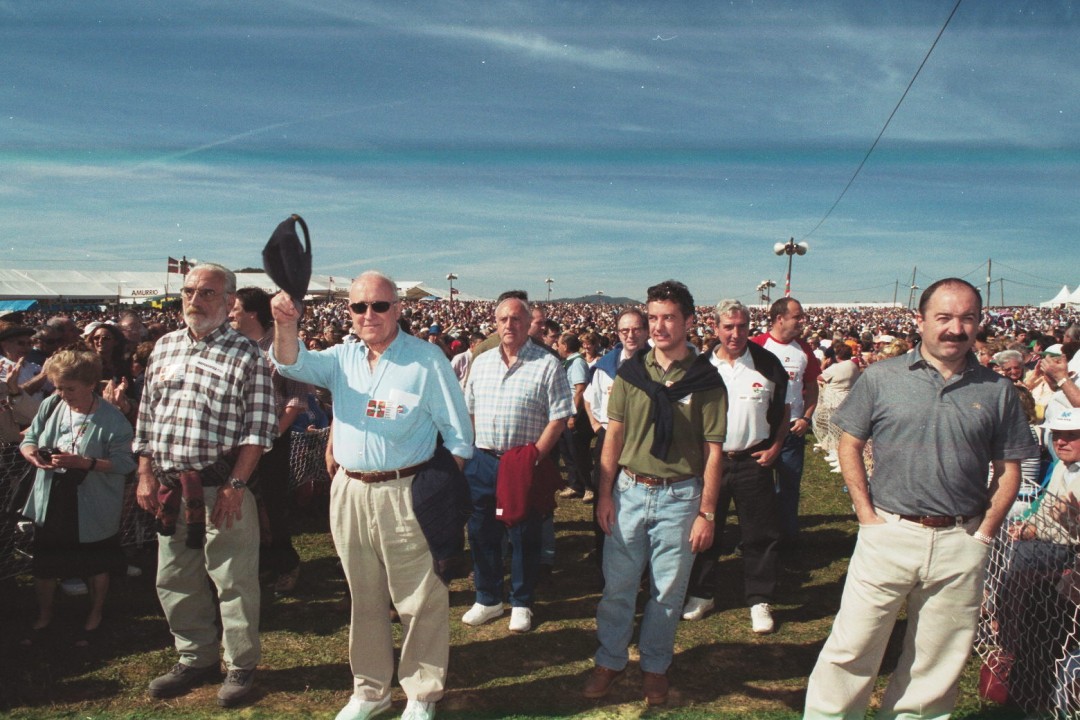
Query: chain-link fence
1 444 35 578
977 487 1080 718
288 427 331 491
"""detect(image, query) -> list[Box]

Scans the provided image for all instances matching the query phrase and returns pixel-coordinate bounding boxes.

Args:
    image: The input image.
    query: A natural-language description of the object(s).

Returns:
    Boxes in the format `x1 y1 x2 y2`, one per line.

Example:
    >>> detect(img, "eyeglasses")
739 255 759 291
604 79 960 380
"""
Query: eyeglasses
349 300 397 314
181 287 222 301
618 327 645 335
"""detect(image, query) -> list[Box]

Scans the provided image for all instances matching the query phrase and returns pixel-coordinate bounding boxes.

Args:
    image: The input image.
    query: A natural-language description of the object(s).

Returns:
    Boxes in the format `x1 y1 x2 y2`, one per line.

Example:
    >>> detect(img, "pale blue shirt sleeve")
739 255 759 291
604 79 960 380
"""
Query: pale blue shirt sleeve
565 355 588 387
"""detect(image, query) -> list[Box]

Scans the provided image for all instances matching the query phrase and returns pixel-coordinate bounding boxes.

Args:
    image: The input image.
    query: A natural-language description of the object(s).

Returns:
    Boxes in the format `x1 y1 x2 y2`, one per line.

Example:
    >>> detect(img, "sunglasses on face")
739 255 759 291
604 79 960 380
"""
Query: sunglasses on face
349 301 396 314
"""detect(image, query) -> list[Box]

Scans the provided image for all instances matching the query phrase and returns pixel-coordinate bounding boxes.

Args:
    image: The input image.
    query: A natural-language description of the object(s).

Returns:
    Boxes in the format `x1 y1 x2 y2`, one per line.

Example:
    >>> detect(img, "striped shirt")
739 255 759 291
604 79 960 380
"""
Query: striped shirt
466 339 573 453
133 323 276 472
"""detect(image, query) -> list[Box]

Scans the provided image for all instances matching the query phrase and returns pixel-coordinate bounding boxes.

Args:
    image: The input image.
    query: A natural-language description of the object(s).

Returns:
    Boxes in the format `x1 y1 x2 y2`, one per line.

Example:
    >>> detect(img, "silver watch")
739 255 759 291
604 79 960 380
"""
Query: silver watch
228 477 247 490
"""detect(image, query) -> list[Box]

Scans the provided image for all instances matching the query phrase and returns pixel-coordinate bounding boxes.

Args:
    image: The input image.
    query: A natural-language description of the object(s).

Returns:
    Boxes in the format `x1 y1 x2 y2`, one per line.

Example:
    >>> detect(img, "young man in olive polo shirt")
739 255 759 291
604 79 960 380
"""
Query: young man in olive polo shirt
585 280 727 706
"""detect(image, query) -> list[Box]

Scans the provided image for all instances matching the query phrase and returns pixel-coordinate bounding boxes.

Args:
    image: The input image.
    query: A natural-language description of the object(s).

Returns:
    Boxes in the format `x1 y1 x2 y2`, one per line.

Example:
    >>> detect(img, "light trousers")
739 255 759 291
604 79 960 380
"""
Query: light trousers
156 485 261 671
330 469 449 703
804 511 990 720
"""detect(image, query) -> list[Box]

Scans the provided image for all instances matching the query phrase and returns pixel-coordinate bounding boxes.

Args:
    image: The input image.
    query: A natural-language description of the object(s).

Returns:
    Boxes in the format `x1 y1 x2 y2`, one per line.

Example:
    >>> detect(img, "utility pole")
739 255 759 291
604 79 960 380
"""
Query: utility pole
986 258 992 310
907 267 918 310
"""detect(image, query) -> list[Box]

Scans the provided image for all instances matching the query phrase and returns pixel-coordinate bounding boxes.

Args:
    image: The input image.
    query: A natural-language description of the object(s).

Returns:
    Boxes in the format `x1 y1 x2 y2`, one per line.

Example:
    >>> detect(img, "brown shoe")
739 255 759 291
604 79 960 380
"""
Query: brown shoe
583 665 623 699
642 671 669 705
273 566 300 596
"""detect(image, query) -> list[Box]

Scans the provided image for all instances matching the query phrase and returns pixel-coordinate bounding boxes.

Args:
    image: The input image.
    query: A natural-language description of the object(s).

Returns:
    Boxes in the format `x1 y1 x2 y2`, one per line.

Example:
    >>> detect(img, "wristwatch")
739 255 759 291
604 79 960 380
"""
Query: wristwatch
228 477 248 491
698 511 715 522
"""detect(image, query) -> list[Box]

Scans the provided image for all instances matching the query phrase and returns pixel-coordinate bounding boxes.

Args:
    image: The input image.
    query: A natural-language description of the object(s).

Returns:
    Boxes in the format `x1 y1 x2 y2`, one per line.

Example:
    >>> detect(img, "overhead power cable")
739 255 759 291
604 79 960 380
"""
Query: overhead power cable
801 0 964 241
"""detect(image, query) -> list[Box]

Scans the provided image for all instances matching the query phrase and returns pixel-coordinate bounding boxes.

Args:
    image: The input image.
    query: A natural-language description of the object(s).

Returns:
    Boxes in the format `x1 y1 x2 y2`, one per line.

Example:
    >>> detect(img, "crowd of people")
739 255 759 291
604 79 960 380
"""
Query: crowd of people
1 271 1079 719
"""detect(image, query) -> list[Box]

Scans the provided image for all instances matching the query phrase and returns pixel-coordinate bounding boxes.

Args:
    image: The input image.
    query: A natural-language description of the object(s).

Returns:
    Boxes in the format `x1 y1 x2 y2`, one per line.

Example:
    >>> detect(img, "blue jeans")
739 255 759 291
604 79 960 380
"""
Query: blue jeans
464 452 540 608
596 470 701 674
775 432 805 542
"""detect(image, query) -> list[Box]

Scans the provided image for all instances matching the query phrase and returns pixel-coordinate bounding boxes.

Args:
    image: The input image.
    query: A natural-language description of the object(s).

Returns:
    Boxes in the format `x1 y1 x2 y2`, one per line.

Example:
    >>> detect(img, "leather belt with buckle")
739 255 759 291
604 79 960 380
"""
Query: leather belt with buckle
725 440 769 461
345 461 429 484
898 514 973 528
623 469 694 486
480 448 504 459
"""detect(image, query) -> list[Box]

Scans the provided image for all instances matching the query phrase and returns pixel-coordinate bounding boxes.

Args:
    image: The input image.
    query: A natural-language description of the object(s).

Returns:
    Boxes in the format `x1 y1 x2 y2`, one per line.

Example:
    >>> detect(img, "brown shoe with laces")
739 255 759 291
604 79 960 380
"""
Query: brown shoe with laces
583 665 623 698
642 671 669 705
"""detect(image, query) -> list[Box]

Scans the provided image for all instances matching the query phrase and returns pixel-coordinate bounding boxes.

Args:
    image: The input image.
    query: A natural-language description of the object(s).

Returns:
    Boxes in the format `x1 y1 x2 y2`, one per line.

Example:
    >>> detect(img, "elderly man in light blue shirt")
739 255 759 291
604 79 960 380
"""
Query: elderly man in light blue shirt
271 271 472 720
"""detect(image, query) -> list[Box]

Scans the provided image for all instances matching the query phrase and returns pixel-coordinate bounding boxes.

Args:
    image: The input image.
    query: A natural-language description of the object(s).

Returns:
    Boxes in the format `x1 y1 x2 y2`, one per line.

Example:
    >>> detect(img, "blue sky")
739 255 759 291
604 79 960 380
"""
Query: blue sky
2 1 1078 305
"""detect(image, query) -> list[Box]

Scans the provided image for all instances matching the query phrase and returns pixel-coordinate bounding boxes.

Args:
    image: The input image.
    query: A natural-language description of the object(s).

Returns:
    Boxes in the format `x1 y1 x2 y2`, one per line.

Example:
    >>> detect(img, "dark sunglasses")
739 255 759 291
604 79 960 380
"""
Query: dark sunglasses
349 300 397 314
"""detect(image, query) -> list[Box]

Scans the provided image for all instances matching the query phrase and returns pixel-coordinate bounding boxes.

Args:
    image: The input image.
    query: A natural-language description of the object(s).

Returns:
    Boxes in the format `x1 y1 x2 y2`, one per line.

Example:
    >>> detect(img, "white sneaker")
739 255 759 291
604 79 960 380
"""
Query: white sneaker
60 578 88 596
335 694 391 720
681 596 715 621
461 602 504 626
751 603 775 634
402 699 436 720
508 606 533 632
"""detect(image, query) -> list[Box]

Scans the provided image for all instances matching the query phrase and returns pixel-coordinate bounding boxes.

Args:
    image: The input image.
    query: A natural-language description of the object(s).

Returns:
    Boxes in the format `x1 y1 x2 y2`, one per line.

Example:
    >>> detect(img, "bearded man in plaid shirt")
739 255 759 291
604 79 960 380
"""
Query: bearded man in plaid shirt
135 263 277 708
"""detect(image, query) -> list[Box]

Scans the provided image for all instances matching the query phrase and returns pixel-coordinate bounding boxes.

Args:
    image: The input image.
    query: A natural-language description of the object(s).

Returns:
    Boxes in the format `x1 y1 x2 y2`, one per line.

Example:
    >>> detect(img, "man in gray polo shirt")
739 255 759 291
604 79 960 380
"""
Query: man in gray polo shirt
804 278 1038 720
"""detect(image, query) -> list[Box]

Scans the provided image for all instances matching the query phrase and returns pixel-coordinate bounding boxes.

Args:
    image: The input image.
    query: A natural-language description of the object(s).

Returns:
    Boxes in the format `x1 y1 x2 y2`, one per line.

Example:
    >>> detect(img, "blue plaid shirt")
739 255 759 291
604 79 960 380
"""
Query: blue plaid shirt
466 339 573 452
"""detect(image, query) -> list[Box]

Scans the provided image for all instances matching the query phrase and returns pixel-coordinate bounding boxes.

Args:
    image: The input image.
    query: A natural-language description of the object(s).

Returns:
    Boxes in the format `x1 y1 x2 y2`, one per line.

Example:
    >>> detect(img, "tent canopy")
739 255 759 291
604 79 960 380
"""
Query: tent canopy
0 269 488 303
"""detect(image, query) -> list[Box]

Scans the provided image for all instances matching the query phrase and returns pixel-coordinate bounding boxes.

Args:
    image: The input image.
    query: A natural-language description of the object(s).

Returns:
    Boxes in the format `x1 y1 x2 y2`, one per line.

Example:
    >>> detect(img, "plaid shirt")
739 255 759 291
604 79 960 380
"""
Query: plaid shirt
133 323 276 472
466 338 573 452
257 333 310 419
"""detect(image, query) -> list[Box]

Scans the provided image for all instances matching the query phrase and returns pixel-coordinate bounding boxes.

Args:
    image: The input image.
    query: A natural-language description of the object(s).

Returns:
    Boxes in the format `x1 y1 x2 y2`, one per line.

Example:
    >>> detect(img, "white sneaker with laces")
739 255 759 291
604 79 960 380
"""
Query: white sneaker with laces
751 602 775 634
461 602 503 626
508 606 533 632
402 699 436 720
335 694 391 720
681 596 715 621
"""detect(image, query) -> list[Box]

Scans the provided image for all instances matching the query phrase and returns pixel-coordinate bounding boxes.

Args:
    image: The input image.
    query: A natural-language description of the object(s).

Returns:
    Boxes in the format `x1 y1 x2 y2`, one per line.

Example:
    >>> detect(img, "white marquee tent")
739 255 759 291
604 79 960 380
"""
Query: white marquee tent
1041 285 1078 309
0 269 488 303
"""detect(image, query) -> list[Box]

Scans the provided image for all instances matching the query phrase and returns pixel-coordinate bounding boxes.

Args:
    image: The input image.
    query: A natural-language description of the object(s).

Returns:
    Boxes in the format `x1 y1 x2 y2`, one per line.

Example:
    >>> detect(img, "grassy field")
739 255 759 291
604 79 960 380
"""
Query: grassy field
0 441 1025 719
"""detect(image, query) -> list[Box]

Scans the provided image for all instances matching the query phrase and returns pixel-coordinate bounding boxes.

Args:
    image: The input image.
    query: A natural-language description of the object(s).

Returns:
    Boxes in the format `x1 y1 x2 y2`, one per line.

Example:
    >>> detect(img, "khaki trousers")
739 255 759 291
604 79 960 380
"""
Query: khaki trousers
330 469 449 702
804 511 989 720
156 486 261 671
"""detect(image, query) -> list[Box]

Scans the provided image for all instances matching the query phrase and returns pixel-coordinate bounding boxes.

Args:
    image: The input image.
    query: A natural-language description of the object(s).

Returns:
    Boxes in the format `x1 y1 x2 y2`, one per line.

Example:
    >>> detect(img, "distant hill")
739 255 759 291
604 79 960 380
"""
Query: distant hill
553 294 640 305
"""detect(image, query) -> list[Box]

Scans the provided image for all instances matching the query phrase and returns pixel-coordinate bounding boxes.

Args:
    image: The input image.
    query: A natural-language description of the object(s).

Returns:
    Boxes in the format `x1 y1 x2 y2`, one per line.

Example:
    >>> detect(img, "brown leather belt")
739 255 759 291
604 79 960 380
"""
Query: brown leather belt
623 469 694 487
725 440 769 461
898 514 973 528
344 461 429 484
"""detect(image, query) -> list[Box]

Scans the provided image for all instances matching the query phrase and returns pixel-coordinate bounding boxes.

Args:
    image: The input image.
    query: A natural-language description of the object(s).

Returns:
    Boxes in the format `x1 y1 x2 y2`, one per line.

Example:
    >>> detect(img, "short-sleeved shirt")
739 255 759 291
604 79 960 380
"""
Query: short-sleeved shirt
272 330 473 471
466 339 573 452
257 334 311 419
710 342 788 452
134 324 277 472
563 352 588 388
832 347 1040 517
608 348 727 478
752 333 822 420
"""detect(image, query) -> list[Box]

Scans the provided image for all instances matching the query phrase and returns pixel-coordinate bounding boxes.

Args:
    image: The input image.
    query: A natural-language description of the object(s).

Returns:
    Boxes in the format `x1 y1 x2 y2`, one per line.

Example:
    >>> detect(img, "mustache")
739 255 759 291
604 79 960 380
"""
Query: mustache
940 332 969 342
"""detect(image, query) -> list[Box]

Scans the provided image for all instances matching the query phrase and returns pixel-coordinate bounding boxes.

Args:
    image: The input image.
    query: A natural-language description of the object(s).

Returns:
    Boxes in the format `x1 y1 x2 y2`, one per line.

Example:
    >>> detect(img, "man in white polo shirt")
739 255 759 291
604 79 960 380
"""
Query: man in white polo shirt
751 297 820 548
682 299 789 632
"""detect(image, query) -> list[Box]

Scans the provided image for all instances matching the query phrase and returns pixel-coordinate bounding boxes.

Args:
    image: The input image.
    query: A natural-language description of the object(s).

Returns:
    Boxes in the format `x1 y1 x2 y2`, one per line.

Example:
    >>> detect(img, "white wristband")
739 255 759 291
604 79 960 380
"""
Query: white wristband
973 531 993 545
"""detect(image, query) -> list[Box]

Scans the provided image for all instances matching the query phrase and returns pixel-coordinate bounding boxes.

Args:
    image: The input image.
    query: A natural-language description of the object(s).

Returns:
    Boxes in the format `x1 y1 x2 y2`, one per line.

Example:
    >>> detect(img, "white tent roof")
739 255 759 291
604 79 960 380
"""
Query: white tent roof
1041 284 1075 306
0 269 488 302
1069 286 1080 306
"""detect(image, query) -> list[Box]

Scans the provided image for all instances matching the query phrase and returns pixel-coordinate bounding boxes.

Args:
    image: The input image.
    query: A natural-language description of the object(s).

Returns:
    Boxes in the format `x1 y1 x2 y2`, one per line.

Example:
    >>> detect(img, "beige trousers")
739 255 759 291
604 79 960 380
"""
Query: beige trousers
156 486 261 671
804 510 989 720
330 469 449 703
